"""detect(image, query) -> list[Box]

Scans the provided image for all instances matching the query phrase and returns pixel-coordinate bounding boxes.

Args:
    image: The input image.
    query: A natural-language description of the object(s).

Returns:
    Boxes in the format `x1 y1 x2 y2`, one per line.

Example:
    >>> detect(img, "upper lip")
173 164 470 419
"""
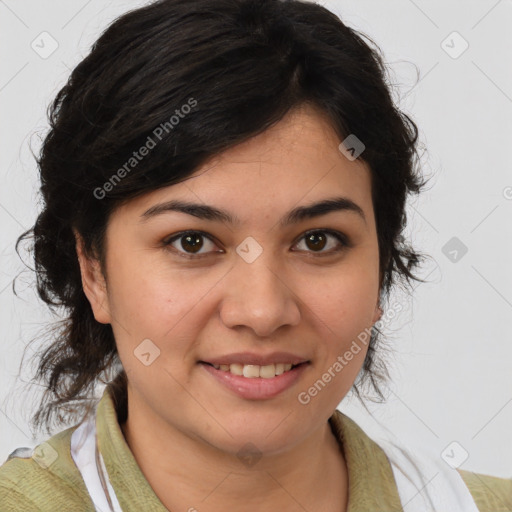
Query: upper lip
200 352 310 366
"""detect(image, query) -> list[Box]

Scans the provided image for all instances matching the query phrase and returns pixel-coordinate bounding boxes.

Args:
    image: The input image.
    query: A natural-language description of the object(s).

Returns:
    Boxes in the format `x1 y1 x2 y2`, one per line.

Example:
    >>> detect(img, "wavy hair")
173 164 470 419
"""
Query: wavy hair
14 0 432 436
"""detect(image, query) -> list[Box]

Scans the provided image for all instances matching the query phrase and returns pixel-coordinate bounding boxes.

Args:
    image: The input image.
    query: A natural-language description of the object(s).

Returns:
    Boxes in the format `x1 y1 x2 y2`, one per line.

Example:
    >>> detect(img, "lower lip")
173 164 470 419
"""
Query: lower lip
199 362 309 400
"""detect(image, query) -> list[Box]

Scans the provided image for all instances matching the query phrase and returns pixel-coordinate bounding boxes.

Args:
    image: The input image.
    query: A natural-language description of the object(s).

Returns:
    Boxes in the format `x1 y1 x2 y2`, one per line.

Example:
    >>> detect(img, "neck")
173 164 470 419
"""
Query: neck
120 389 348 512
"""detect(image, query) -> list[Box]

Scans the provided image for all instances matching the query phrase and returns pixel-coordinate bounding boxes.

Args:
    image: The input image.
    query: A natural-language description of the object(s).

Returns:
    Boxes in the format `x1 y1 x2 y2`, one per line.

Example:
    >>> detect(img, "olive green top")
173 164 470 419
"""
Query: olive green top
1 384 511 511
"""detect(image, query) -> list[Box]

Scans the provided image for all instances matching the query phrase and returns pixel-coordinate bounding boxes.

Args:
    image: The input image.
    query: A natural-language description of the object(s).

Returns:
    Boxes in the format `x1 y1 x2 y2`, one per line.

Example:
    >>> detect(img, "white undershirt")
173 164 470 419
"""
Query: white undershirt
70 413 123 512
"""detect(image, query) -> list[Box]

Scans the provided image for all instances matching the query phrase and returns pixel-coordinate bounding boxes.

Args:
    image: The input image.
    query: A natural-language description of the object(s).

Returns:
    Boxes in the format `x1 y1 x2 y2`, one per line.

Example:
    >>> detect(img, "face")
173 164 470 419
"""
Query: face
76 103 382 457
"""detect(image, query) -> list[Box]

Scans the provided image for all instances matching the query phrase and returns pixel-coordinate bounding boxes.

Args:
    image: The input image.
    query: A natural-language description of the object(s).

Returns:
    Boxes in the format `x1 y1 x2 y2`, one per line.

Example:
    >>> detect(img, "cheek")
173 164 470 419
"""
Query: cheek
106 251 198 330
304 269 377 330
106 259 225 370
300 269 376 378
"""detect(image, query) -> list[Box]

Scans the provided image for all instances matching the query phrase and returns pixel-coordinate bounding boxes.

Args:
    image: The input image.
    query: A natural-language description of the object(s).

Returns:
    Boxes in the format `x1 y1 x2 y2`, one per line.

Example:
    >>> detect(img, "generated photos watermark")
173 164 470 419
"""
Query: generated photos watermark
297 301 403 405
93 97 198 200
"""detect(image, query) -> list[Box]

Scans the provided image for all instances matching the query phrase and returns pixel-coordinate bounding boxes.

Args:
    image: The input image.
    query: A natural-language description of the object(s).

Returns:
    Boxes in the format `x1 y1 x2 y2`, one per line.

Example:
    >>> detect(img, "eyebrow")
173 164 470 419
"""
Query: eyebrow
140 196 366 227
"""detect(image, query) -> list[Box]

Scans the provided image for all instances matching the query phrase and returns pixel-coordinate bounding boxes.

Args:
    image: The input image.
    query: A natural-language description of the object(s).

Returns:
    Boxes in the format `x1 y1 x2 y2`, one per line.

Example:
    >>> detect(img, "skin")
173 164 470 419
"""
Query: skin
75 103 383 512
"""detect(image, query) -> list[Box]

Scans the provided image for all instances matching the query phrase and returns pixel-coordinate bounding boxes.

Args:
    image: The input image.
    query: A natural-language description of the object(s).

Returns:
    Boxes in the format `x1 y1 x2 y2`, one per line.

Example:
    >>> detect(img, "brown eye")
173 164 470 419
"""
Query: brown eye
305 232 328 251
163 231 221 258
180 233 204 253
293 230 349 255
163 228 349 260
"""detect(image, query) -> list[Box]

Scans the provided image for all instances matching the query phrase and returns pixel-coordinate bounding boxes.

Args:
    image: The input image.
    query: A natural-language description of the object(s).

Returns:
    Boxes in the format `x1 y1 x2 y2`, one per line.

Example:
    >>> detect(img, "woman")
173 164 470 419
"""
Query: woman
1 0 510 510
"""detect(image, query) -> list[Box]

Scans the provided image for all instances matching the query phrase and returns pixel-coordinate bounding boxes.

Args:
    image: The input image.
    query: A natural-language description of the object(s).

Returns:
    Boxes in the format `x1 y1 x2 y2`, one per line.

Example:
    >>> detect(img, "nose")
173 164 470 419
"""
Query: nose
219 249 301 338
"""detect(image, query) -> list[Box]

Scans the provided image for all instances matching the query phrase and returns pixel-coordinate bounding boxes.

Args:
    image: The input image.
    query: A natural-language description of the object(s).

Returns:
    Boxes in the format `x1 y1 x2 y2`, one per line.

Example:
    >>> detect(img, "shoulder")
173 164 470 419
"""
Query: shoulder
0 425 95 512
457 468 512 511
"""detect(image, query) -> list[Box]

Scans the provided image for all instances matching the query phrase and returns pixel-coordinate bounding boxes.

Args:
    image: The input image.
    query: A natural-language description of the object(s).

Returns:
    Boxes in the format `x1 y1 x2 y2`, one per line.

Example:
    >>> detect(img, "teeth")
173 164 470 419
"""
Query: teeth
243 365 261 378
210 362 297 378
229 363 243 376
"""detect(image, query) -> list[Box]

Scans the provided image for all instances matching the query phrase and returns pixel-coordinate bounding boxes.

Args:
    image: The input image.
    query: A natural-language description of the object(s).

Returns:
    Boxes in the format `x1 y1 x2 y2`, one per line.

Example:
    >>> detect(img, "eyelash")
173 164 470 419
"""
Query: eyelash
162 229 350 259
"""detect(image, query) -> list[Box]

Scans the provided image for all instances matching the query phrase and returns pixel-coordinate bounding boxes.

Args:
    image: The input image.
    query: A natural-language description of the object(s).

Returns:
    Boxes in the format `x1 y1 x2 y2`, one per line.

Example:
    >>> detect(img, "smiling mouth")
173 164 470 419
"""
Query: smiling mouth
200 362 307 378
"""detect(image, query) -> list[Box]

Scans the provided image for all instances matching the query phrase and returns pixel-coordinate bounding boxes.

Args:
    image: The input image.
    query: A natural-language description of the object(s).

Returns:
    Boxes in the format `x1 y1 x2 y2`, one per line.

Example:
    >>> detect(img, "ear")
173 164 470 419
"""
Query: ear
372 303 383 325
73 229 112 324
372 270 384 325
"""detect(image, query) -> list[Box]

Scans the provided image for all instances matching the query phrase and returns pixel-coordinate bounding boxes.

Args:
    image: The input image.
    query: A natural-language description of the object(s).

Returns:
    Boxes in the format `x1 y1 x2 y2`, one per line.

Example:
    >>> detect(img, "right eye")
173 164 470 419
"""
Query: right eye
162 230 224 259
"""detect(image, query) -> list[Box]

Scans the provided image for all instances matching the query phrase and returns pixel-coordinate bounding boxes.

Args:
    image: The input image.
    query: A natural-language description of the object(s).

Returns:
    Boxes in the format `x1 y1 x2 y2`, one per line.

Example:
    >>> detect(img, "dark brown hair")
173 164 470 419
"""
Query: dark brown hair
15 0 432 436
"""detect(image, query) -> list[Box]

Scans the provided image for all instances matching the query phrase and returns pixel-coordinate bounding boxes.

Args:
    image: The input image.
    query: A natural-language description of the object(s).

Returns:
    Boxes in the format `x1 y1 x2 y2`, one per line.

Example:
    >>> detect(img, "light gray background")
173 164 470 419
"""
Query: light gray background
1 0 511 479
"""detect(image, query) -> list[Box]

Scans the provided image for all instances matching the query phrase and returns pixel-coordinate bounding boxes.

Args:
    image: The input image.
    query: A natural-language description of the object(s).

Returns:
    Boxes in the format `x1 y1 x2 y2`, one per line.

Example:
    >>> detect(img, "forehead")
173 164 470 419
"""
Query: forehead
115 104 373 222
197 103 366 174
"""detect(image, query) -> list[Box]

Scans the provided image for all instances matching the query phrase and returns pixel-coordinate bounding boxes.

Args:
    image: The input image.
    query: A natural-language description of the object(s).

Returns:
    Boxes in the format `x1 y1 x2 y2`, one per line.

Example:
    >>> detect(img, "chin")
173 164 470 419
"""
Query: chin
207 415 308 456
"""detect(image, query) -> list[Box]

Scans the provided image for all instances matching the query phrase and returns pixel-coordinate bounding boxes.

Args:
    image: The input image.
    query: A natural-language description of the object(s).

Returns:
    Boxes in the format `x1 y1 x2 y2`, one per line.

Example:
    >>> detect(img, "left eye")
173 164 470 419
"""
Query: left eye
162 229 349 258
292 230 348 254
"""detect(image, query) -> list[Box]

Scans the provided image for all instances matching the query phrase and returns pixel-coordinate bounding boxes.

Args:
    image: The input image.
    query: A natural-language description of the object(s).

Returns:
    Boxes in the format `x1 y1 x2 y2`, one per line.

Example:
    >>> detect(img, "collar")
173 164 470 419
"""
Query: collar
96 384 403 512
328 410 403 511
